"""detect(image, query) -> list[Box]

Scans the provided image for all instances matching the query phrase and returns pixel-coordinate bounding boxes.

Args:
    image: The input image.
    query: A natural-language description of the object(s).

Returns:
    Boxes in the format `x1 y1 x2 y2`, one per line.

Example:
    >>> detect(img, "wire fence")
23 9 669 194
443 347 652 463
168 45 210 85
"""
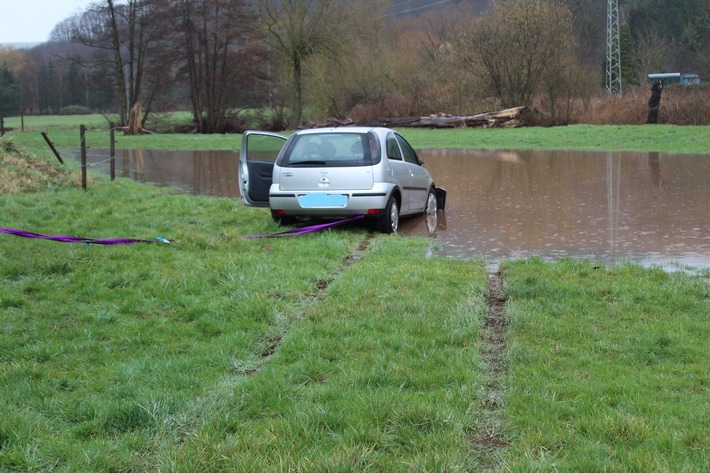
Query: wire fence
26 123 122 190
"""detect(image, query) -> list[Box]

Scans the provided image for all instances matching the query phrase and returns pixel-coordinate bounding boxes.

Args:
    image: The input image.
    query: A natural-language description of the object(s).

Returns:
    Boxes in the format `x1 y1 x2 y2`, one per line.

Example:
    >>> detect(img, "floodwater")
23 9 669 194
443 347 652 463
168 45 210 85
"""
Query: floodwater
78 148 710 269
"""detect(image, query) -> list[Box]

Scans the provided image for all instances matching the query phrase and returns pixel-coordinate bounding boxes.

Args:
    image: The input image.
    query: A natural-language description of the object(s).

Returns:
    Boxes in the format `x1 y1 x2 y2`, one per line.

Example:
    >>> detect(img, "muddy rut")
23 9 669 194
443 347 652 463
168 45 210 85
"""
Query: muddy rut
470 266 510 470
254 235 373 362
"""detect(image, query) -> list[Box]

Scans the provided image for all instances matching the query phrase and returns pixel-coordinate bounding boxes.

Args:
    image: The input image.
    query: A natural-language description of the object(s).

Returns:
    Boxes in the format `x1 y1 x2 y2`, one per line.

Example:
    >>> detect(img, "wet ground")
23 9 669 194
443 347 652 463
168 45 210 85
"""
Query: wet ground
77 148 710 269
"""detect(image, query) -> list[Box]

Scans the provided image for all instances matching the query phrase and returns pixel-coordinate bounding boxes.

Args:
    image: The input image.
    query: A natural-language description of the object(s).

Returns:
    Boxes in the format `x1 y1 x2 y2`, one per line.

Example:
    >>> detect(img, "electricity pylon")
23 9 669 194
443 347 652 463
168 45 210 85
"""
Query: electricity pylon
606 0 622 94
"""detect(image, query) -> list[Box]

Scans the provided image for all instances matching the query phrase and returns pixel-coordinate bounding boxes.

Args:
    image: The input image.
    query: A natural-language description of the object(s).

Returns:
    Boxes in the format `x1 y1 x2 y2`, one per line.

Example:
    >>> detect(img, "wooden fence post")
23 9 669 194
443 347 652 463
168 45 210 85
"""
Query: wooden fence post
40 132 64 165
110 122 116 181
80 125 87 191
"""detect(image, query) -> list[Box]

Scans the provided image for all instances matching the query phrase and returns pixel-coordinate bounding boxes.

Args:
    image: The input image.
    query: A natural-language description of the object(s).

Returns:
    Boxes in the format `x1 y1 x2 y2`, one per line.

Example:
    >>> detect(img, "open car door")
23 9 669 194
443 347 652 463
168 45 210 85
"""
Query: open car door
239 131 288 207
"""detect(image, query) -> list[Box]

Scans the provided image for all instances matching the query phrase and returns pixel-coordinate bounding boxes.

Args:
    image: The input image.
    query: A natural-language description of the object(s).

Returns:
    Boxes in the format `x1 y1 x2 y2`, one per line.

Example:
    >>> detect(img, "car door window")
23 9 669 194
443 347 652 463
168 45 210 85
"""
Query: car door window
387 135 403 160
395 134 420 165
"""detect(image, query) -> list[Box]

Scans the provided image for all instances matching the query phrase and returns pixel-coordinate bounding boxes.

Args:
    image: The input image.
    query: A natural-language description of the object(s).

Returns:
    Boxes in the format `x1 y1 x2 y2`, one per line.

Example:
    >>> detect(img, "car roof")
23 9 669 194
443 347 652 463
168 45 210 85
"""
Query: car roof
294 127 394 136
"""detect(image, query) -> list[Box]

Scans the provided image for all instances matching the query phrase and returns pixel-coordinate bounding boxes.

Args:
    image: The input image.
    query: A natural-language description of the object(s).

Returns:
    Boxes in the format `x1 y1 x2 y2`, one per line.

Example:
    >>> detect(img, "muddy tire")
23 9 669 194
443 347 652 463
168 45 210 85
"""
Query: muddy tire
375 195 399 234
425 187 437 215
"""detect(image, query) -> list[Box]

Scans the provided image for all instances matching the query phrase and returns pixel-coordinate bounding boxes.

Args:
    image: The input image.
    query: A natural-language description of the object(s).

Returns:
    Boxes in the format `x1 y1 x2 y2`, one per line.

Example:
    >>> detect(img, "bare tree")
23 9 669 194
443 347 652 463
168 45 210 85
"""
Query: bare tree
634 27 671 82
460 0 577 108
176 0 262 133
302 0 387 120
257 0 338 128
69 0 171 130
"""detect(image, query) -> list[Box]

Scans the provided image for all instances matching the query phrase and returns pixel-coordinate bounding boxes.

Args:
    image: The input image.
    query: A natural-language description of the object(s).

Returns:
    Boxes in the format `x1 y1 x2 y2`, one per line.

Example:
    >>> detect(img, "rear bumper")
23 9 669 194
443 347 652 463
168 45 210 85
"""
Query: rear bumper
268 182 397 217
269 192 389 217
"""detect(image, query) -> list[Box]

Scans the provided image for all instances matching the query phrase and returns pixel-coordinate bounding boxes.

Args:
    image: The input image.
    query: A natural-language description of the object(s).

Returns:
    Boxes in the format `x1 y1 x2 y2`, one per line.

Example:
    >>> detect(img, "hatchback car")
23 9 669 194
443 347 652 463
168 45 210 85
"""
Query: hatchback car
238 127 444 233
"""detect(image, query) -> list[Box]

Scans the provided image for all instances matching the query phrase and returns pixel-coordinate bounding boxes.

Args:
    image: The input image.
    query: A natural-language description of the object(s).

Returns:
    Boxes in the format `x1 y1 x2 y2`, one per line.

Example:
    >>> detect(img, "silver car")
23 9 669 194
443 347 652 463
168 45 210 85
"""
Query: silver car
239 127 444 233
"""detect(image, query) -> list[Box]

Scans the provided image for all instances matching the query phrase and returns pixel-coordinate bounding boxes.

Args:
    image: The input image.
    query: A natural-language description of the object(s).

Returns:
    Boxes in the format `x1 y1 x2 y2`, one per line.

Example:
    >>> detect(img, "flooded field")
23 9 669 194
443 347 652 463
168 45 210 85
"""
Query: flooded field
77 148 710 269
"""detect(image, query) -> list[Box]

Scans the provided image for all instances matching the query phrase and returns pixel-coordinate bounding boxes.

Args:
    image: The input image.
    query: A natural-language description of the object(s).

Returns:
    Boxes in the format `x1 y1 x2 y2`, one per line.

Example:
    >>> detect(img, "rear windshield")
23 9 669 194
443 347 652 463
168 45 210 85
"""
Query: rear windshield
280 132 379 167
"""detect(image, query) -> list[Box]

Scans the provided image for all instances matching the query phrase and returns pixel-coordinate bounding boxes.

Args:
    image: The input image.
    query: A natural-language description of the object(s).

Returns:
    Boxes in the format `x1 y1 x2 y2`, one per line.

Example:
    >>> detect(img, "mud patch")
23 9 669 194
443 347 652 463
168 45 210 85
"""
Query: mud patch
470 265 510 469
483 267 508 374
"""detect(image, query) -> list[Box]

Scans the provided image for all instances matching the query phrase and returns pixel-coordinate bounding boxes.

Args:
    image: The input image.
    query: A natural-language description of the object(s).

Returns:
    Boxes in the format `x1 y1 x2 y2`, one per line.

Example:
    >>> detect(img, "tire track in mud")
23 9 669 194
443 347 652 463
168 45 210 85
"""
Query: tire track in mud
253 235 373 364
250 242 511 470
471 265 510 470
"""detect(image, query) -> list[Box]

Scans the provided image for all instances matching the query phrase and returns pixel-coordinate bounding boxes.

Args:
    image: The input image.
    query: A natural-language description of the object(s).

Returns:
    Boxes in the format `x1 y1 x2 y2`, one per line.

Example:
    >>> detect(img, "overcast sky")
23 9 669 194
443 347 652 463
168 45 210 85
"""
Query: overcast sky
0 0 95 44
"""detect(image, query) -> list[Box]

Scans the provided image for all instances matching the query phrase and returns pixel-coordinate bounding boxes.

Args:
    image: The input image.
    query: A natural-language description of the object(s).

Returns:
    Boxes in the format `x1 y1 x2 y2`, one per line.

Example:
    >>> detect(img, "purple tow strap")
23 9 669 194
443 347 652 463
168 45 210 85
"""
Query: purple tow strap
0 228 170 245
243 215 365 239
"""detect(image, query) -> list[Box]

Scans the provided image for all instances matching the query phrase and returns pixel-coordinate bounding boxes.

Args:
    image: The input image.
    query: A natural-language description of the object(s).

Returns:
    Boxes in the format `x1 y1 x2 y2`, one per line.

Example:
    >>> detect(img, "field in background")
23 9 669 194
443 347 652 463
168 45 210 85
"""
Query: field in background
4 114 710 155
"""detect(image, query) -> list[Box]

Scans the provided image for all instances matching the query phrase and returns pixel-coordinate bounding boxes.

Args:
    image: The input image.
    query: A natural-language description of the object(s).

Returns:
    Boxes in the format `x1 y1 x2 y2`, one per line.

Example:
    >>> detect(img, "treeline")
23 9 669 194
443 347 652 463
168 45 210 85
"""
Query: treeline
0 0 708 132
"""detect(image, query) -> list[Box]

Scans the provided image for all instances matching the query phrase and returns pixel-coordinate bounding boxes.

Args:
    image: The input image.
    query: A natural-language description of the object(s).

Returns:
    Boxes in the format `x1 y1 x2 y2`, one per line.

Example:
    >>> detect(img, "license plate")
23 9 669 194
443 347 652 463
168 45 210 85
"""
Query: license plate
298 193 347 208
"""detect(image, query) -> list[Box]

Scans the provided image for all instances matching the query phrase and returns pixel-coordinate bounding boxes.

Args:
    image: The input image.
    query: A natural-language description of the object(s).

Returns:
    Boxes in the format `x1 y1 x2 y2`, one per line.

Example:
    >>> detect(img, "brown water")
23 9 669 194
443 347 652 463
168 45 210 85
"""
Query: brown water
80 148 710 268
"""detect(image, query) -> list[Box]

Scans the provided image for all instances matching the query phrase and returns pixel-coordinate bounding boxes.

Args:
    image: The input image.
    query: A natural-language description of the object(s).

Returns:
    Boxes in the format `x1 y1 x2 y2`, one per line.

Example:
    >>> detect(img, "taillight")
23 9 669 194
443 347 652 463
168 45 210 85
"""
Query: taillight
367 132 380 163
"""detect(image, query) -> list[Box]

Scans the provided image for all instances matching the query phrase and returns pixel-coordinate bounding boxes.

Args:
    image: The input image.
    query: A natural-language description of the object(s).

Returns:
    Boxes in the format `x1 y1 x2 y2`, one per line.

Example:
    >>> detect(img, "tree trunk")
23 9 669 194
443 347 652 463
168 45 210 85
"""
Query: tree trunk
290 53 303 129
107 0 128 125
126 101 143 134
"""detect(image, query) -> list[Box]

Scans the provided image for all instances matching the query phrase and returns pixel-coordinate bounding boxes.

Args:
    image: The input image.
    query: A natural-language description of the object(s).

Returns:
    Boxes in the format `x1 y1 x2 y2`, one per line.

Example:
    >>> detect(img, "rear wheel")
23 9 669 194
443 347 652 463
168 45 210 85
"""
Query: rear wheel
425 187 437 215
376 195 399 234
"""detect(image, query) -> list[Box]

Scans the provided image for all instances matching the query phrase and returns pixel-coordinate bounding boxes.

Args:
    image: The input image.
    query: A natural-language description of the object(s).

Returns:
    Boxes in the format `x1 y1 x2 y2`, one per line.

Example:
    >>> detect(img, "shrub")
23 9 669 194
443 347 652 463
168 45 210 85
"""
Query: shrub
657 84 710 125
575 84 710 125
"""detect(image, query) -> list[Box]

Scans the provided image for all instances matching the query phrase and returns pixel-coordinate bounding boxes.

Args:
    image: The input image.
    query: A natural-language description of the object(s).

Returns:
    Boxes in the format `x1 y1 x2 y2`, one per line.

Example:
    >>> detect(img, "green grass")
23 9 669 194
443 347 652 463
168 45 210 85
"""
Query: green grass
2 113 110 130
402 124 710 153
502 258 709 472
159 239 487 471
3 124 244 154
1 133 708 470
4 113 710 153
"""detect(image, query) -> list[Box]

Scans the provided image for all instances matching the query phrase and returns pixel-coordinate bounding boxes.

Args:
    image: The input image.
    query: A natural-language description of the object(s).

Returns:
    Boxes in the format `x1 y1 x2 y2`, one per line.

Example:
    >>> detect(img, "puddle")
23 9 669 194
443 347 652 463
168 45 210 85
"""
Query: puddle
75 147 710 269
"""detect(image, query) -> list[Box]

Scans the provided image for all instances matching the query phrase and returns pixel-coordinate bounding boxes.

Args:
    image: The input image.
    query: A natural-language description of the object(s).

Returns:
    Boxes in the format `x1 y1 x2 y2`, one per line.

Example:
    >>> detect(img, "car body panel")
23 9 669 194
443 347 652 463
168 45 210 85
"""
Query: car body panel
277 166 374 192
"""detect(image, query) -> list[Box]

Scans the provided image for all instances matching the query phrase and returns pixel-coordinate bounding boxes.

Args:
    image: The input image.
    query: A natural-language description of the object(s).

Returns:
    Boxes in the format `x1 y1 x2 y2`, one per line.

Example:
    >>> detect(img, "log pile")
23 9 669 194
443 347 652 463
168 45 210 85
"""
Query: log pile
303 106 535 129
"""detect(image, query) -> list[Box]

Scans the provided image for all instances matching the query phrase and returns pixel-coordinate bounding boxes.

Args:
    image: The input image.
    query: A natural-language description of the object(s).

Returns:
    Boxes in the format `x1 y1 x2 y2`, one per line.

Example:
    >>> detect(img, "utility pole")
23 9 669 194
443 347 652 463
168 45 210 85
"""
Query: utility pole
606 0 622 94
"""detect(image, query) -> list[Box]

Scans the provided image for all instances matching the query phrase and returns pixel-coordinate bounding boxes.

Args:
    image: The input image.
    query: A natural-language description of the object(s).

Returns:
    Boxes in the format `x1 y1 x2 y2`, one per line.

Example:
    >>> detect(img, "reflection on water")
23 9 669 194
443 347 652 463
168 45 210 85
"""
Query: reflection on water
418 148 709 269
83 148 710 269
91 149 241 197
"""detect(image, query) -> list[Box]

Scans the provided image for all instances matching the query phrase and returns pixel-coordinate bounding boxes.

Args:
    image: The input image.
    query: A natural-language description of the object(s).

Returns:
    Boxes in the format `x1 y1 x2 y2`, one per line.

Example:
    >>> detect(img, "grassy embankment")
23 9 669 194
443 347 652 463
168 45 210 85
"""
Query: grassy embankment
1 122 708 471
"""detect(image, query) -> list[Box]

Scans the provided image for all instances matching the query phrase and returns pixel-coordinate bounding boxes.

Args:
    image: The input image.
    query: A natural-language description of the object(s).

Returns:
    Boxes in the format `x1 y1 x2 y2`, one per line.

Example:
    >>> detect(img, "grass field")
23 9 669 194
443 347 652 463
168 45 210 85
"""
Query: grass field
4 113 710 154
502 259 708 471
1 128 708 471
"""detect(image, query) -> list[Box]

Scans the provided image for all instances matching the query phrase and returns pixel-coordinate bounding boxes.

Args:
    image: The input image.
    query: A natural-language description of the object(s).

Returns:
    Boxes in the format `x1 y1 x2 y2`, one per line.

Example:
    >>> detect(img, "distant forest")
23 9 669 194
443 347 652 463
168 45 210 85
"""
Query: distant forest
0 0 707 129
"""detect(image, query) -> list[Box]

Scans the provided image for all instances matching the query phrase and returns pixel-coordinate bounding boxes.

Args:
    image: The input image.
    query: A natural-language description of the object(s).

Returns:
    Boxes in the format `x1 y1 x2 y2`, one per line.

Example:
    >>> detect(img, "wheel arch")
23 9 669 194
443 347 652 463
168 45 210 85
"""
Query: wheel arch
389 187 402 209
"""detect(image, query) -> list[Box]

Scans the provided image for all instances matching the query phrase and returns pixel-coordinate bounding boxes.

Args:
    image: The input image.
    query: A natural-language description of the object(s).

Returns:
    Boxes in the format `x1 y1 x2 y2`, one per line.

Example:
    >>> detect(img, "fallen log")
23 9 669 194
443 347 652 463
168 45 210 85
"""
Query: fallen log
303 106 535 129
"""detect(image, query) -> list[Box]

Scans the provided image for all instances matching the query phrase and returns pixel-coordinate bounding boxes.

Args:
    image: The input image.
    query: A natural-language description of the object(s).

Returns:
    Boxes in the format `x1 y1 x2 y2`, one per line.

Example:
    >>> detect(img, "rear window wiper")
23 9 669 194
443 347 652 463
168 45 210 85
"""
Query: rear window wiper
288 160 326 166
